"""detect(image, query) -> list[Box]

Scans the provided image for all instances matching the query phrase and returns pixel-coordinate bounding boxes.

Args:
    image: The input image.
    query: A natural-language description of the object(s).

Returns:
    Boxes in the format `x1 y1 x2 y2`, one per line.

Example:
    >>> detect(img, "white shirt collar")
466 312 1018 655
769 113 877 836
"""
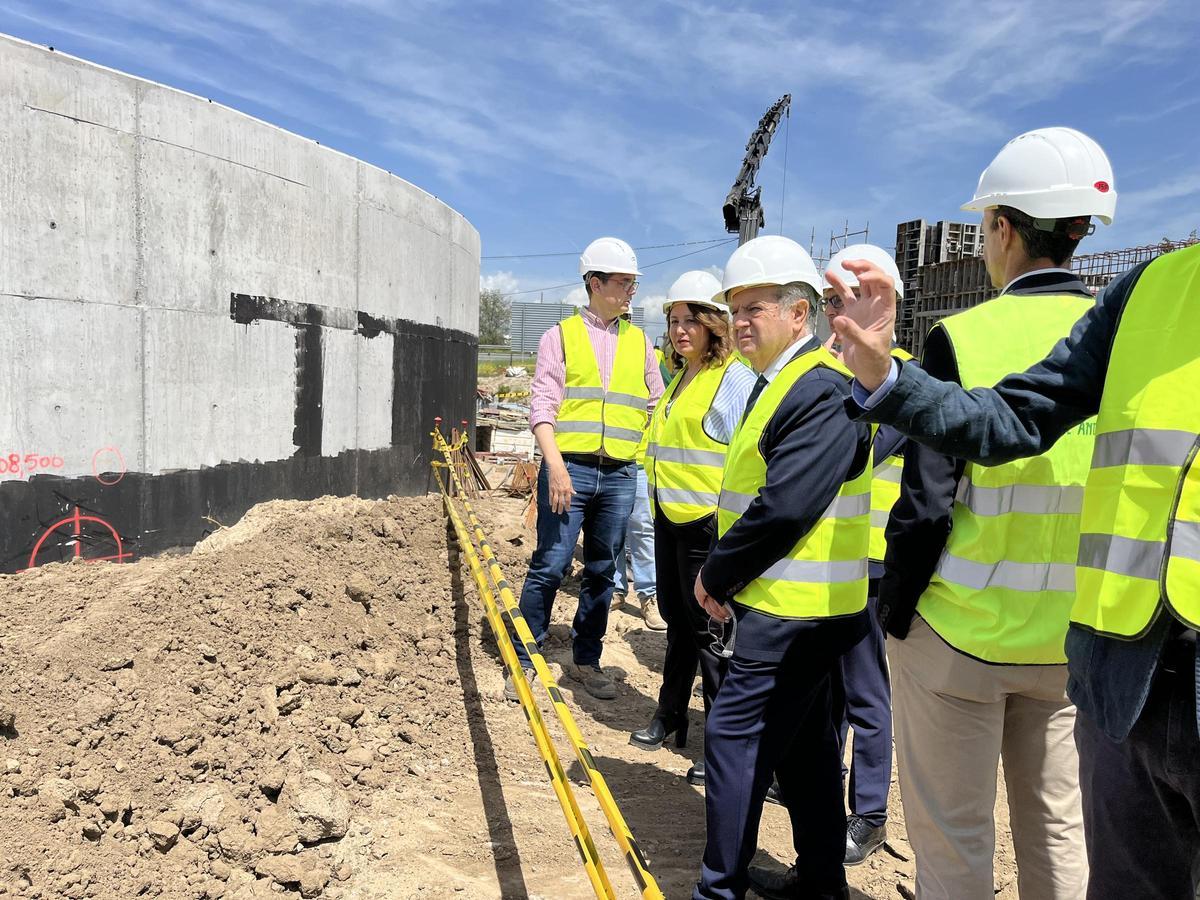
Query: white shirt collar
1000 267 1073 296
761 334 817 383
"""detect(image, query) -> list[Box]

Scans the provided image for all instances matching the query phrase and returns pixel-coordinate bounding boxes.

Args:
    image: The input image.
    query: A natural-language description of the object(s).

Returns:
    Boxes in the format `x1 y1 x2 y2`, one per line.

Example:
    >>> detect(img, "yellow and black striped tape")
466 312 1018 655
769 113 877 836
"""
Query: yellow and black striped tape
435 467 616 899
434 430 664 899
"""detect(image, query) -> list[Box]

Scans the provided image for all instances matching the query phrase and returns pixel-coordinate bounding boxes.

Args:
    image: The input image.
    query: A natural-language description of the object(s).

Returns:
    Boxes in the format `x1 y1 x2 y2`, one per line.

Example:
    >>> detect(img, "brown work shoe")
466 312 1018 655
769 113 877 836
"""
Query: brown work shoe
567 663 617 700
610 590 626 611
503 666 535 703
638 594 667 631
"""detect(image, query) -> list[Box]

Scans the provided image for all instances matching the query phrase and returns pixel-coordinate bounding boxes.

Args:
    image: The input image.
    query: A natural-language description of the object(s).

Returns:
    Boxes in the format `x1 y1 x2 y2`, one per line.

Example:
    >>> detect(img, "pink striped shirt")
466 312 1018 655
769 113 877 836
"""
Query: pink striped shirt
530 306 665 429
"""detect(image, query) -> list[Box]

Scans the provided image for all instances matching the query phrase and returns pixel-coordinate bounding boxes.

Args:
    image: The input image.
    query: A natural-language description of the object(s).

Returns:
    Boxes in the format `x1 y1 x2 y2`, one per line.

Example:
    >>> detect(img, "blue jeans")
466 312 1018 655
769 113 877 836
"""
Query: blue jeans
615 464 657 598
516 456 637 667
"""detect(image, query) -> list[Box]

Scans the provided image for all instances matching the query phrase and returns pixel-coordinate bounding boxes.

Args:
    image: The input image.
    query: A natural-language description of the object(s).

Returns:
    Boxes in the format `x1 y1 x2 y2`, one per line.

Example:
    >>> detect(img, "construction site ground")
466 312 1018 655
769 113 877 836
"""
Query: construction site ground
0 492 1019 899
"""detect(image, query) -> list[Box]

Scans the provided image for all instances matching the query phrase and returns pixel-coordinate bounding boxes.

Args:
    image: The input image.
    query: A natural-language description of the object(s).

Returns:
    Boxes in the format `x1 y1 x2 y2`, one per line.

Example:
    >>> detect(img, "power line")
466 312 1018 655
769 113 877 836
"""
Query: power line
500 279 579 298
496 238 738 298
641 237 738 270
482 237 730 260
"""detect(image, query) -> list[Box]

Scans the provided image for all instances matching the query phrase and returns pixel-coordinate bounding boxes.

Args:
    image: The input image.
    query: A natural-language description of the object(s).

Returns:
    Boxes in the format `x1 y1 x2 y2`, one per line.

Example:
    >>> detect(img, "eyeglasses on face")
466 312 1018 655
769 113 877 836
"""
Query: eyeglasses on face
593 273 638 293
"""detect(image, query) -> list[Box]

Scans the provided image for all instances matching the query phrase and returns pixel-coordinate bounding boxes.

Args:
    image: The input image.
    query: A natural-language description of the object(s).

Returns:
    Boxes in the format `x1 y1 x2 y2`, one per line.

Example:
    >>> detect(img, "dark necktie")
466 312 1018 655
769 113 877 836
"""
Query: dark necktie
743 374 769 417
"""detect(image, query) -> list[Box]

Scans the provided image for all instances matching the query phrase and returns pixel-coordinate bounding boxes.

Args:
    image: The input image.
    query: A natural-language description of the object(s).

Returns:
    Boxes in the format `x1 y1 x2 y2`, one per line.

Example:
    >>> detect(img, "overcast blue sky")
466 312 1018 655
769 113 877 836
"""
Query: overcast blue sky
3 0 1198 323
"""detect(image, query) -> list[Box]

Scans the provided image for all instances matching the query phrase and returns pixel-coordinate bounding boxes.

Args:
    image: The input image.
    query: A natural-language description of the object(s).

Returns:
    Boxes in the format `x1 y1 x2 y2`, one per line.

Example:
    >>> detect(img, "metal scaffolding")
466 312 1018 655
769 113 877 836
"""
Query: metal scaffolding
810 221 870 269
894 220 984 353
1070 239 1198 292
898 236 1199 358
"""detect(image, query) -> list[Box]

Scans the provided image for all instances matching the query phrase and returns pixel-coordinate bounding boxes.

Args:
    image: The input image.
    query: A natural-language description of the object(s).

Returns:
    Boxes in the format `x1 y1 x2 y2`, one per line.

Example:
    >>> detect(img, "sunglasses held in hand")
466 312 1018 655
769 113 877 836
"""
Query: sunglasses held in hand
708 605 737 659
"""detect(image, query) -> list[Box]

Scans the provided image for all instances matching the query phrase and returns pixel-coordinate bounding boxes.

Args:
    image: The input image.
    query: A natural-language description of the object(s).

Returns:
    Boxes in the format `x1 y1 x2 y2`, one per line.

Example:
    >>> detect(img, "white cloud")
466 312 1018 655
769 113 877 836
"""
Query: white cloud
480 271 520 294
1121 171 1200 209
640 294 668 322
1108 169 1200 246
1114 95 1200 125
562 286 588 307
12 0 1193 269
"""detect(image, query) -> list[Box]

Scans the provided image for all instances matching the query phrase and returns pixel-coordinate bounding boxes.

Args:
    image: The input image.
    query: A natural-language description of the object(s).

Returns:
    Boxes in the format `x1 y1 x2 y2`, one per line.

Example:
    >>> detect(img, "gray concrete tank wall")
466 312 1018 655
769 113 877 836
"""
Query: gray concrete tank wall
0 34 480 571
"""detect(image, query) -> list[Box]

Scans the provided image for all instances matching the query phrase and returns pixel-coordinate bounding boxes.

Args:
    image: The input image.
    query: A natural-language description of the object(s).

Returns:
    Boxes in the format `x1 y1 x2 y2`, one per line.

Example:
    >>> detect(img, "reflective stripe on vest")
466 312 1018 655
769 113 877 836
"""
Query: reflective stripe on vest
554 313 650 460
645 357 740 523
868 349 914 561
919 292 1096 664
1074 244 1200 636
870 456 902 561
716 348 871 620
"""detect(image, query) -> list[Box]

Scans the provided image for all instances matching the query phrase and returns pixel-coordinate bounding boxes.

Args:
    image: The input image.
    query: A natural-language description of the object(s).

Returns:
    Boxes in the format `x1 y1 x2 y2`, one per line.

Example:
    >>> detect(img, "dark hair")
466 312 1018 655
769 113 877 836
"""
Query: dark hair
992 205 1089 266
583 271 608 298
669 303 734 370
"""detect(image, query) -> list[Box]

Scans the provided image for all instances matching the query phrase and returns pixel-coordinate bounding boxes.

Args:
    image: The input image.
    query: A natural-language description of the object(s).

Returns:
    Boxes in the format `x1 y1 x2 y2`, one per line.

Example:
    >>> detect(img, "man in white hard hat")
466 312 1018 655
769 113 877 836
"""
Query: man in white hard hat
691 235 873 900
816 244 910 866
834 127 1114 900
833 179 1200 900
510 237 664 701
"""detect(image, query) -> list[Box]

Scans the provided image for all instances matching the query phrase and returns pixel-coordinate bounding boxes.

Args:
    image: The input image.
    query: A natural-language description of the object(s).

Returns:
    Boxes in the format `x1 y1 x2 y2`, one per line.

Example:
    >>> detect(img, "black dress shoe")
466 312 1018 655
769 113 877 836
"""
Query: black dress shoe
845 815 886 866
629 714 689 750
686 761 704 785
748 863 848 899
765 779 783 805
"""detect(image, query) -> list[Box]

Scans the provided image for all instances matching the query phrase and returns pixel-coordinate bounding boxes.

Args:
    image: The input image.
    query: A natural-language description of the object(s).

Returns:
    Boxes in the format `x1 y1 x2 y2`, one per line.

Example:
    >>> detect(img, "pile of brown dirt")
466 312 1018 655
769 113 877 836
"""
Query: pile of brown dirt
0 495 474 899
0 492 1019 899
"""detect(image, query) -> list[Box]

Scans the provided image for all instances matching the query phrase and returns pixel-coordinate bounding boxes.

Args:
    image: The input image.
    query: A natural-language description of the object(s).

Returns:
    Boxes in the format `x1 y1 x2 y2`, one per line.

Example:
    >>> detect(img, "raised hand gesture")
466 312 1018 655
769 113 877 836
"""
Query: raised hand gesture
825 260 898 392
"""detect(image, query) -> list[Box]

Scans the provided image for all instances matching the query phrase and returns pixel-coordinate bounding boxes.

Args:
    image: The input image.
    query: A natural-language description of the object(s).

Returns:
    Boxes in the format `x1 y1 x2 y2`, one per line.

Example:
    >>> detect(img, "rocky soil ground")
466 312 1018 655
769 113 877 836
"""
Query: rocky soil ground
0 492 1018 899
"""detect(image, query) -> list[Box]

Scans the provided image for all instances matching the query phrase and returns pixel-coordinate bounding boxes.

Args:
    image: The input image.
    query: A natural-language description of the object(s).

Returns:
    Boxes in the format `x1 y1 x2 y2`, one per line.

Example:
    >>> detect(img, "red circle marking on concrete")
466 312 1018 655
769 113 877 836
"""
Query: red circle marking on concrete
92 446 127 486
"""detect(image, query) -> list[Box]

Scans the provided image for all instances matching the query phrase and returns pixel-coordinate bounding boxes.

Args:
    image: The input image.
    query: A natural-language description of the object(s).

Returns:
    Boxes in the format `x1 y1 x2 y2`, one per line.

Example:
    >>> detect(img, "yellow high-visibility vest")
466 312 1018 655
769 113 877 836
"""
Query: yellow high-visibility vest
1074 244 1200 636
919 292 1096 663
554 313 650 461
646 356 739 523
717 348 871 619
869 348 915 562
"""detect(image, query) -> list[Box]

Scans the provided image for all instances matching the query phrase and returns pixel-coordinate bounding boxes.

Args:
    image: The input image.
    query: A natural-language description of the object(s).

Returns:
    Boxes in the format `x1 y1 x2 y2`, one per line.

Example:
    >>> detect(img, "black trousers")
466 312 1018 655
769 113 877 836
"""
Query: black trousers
1076 636 1200 899
694 630 855 899
653 511 725 719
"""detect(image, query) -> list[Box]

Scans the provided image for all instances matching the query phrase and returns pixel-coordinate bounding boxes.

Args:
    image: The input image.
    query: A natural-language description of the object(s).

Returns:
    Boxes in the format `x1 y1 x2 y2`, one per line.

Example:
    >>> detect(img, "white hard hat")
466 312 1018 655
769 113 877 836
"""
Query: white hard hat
962 127 1116 225
579 237 642 277
823 244 904 298
717 235 823 302
662 270 726 315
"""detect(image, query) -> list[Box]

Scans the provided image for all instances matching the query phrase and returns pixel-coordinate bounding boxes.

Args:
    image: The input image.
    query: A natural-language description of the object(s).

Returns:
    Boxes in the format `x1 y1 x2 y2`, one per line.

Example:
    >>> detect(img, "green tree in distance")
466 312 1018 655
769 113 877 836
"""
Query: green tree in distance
479 288 510 345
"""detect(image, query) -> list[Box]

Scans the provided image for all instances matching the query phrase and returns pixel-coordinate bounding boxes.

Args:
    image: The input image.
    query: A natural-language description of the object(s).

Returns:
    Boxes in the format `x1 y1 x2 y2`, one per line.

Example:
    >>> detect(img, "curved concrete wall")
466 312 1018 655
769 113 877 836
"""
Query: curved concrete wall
0 34 480 571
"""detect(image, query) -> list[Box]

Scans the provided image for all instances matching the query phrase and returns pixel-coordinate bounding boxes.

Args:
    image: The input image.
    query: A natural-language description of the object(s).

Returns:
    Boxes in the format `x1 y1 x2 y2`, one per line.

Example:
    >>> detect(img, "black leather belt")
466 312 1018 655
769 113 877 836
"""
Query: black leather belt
560 453 632 468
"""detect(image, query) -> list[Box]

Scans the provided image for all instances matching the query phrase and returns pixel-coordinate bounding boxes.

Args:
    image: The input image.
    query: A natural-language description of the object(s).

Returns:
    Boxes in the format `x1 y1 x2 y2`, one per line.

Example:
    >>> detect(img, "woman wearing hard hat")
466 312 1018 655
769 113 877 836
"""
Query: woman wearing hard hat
629 270 757 784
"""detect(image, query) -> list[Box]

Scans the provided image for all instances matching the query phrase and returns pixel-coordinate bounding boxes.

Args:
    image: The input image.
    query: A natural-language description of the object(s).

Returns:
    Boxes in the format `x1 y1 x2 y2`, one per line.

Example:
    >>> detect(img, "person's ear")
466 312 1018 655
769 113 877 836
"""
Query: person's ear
994 214 1014 251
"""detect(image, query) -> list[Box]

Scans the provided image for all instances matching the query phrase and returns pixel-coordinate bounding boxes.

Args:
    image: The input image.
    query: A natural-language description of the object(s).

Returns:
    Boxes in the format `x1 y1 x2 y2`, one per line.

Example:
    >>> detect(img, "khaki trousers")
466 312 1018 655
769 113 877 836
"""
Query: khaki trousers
888 616 1087 900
